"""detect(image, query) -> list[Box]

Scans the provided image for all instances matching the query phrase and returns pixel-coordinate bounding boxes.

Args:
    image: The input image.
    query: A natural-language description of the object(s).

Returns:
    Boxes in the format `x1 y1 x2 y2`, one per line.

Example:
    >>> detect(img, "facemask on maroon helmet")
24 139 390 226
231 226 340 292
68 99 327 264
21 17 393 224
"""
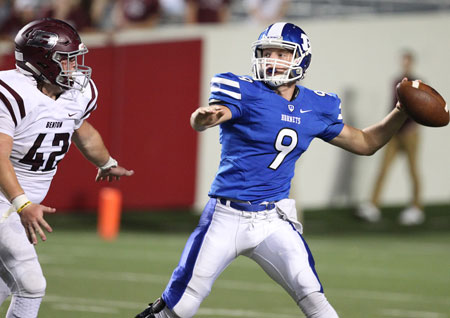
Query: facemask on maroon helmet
14 18 92 91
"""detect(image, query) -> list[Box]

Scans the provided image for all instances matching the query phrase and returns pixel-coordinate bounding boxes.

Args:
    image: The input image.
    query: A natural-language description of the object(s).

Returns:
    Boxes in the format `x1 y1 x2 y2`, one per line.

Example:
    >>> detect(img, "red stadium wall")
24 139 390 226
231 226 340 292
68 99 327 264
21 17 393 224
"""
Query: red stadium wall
0 39 202 211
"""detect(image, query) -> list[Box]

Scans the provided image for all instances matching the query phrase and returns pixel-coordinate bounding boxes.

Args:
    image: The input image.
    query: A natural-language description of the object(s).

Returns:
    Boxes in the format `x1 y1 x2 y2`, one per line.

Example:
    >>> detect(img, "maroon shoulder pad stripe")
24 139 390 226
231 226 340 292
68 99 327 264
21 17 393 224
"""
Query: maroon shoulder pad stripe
0 91 18 126
81 81 97 120
0 79 25 119
81 104 96 120
84 80 97 113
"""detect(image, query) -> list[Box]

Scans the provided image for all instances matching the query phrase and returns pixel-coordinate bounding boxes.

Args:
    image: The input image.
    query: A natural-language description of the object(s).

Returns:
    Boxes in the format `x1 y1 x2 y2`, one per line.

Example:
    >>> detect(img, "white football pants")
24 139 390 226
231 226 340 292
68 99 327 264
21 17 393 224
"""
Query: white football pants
159 198 338 318
0 206 46 302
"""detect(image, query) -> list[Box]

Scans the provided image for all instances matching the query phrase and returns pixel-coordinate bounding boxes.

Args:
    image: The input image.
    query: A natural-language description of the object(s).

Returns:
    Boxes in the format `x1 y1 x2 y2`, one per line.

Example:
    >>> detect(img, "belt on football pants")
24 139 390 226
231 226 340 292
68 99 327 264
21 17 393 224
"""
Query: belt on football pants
218 198 276 212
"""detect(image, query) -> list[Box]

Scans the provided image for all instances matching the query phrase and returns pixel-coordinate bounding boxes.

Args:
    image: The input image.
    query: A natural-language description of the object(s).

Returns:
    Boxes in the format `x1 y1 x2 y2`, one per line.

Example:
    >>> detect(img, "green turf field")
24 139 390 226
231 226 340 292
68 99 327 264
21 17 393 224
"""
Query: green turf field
1 205 449 318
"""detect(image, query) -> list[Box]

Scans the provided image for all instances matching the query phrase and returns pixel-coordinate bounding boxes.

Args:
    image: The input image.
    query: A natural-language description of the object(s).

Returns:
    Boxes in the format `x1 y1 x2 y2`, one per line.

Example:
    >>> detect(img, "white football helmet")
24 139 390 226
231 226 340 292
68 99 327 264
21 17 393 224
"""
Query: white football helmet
252 22 312 87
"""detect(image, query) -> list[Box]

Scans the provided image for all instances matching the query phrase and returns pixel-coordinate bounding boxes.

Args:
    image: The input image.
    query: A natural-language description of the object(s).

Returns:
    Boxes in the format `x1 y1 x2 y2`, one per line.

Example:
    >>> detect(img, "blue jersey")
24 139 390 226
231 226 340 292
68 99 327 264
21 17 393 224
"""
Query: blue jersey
208 72 344 203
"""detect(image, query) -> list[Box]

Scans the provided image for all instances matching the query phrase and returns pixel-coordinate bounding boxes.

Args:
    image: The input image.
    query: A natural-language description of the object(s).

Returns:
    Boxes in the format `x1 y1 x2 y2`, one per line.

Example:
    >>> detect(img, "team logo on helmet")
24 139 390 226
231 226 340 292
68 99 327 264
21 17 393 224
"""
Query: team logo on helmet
26 30 59 49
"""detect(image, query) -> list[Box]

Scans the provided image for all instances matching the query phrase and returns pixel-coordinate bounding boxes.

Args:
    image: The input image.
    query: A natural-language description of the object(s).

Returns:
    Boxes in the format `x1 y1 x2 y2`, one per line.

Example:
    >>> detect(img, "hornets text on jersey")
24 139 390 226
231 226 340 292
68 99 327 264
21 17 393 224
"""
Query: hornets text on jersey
0 69 98 205
208 72 344 203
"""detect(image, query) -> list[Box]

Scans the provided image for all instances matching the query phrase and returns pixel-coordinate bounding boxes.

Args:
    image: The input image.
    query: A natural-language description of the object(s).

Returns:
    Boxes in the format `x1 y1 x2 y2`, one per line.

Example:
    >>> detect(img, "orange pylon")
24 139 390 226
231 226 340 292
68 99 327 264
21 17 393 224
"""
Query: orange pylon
98 187 122 240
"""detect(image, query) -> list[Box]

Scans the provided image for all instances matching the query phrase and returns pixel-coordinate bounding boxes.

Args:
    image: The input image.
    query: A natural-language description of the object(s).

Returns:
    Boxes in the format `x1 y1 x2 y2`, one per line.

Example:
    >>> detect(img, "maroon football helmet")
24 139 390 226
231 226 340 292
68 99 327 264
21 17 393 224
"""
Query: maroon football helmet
14 18 91 91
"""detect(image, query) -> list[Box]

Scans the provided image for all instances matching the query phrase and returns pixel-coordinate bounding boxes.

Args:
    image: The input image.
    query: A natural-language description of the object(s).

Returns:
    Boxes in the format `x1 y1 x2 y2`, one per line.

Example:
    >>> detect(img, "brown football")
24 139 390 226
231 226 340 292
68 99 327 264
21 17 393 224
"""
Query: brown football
396 80 449 127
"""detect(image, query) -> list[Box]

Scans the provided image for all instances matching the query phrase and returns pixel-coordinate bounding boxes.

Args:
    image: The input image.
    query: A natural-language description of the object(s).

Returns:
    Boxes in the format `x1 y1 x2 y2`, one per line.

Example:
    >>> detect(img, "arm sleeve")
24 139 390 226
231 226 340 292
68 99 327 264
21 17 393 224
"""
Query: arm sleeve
208 72 243 120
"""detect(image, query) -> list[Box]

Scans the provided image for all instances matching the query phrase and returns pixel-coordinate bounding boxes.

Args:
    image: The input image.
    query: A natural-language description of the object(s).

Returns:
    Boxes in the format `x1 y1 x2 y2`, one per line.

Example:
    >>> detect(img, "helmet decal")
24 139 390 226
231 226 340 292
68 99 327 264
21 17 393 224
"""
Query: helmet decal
26 30 59 49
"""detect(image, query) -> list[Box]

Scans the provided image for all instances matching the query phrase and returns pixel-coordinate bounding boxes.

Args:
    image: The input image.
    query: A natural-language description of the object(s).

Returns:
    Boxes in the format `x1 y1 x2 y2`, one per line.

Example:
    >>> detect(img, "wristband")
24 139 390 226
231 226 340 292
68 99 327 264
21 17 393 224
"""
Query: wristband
12 194 32 213
99 156 118 170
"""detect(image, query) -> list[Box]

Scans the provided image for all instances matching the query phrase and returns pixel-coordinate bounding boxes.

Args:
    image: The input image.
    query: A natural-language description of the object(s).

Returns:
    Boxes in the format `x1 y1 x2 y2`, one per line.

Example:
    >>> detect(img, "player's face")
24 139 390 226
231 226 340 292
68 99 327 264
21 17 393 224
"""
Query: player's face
262 48 293 74
60 57 76 72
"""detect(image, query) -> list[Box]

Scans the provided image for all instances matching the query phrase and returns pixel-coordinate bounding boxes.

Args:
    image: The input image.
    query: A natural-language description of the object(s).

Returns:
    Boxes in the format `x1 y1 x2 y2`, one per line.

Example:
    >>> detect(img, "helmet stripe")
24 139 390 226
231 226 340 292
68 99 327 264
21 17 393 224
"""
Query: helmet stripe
267 22 287 38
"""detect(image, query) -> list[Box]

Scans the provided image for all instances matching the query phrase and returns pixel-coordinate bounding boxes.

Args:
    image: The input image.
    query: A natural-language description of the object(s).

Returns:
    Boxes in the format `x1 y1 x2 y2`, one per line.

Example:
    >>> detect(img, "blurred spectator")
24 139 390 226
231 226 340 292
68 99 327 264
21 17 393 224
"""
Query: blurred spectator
42 0 93 32
113 0 160 29
159 0 185 24
0 0 13 31
185 0 231 24
328 87 358 208
0 0 46 40
90 0 116 31
356 50 424 226
244 0 290 25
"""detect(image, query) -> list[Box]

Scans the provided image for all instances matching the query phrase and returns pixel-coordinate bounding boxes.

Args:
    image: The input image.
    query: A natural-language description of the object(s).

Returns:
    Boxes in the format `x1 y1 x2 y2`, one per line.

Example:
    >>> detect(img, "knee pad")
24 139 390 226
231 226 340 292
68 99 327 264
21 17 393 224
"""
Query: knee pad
8 260 46 297
18 269 46 297
298 292 339 318
1 264 46 297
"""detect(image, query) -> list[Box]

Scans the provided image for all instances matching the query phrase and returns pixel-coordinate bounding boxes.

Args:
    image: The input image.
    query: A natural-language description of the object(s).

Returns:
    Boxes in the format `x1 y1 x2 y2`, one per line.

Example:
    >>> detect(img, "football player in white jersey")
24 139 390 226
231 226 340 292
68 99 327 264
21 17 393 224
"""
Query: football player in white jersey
136 22 411 318
0 18 134 317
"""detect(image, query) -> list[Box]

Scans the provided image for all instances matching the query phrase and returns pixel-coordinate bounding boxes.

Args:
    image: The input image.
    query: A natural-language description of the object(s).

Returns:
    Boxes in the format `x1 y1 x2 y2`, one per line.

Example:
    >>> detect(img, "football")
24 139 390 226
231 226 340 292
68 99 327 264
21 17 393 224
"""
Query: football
396 80 449 127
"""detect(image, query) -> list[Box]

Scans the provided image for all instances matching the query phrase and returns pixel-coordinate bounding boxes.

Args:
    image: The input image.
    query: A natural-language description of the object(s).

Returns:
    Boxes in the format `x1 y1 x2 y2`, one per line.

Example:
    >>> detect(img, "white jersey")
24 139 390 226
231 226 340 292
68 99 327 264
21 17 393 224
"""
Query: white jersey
0 69 98 205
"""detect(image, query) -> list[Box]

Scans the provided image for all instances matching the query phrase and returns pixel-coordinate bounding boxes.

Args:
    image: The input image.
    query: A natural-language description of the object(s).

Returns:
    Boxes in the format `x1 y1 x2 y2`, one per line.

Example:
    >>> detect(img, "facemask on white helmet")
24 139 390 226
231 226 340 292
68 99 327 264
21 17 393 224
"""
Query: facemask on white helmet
251 22 312 88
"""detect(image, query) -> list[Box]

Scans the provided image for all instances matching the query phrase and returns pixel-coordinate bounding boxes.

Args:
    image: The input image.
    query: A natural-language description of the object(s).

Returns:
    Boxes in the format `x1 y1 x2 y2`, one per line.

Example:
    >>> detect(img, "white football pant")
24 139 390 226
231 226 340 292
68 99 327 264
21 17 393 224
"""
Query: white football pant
0 205 46 317
158 198 338 318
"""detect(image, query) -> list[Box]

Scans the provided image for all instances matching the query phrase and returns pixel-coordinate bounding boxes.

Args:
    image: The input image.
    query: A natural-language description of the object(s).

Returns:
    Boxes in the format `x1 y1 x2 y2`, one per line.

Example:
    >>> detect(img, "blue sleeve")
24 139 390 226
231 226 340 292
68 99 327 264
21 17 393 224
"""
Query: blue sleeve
208 72 243 119
316 93 344 141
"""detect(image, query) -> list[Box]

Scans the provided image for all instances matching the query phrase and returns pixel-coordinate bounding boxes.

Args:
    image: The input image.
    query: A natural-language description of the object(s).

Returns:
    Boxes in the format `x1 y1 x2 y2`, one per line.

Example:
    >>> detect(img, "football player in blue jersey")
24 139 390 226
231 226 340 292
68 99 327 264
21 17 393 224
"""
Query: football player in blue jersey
136 22 409 318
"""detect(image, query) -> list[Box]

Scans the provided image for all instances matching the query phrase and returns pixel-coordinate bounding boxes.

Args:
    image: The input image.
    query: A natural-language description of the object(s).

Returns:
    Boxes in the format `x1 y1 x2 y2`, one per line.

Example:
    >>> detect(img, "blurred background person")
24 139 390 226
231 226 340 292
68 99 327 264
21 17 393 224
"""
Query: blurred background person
328 87 358 208
356 50 424 226
89 0 116 31
244 0 290 25
114 0 161 29
185 0 231 24
159 0 185 24
0 0 13 34
0 0 46 40
42 0 93 32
